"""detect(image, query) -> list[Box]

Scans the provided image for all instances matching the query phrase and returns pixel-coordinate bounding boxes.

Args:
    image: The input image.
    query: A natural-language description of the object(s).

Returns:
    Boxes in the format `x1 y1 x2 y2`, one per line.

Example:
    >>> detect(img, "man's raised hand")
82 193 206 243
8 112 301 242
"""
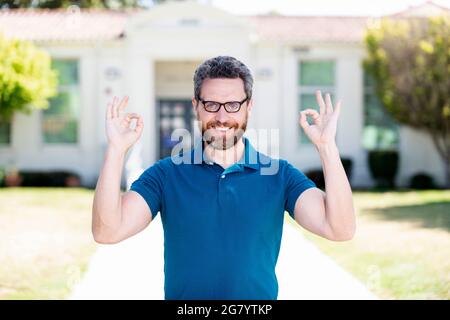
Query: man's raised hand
299 90 341 148
105 96 144 154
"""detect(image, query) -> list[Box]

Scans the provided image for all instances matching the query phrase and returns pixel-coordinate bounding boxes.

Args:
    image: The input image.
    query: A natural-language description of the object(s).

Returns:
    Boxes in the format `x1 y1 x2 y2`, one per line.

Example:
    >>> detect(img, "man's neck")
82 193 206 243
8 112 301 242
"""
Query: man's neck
203 138 245 170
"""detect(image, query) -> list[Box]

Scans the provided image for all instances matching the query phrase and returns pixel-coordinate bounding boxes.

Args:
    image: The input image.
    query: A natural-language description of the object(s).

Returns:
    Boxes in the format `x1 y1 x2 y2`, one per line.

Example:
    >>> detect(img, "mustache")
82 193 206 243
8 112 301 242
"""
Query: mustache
205 120 239 130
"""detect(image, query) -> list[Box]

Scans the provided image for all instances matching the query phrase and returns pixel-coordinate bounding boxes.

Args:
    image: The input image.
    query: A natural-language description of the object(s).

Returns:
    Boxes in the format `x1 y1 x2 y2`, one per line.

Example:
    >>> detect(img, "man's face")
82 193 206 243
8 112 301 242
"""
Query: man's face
192 78 252 150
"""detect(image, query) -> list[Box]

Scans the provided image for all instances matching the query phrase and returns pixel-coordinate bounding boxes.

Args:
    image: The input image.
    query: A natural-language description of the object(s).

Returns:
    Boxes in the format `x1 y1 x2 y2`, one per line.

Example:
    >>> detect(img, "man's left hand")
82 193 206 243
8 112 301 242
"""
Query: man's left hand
299 90 341 148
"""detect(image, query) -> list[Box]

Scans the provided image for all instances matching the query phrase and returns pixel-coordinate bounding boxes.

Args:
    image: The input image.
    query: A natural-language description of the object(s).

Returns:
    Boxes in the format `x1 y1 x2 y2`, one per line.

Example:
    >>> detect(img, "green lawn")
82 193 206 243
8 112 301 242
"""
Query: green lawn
0 188 97 299
293 189 450 299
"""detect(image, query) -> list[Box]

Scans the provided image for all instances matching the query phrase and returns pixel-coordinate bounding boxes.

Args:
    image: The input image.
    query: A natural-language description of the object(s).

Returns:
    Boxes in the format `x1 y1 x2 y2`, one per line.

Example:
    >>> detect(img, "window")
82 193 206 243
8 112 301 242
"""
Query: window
0 120 11 145
42 60 80 144
298 60 335 145
362 73 399 150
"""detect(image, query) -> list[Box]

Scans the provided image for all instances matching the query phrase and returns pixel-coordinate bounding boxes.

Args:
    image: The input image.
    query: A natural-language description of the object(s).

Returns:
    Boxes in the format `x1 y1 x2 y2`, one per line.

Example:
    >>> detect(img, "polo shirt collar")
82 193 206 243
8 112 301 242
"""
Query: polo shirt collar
191 136 260 170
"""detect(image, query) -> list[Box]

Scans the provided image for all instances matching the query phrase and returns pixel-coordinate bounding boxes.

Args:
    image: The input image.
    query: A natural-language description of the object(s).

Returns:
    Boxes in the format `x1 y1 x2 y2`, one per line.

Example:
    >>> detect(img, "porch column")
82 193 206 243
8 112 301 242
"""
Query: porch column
124 53 156 190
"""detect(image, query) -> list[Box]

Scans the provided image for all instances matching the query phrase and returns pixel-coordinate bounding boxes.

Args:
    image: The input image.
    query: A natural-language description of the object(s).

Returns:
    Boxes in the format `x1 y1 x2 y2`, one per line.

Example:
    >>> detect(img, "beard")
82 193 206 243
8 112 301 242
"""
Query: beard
199 111 248 150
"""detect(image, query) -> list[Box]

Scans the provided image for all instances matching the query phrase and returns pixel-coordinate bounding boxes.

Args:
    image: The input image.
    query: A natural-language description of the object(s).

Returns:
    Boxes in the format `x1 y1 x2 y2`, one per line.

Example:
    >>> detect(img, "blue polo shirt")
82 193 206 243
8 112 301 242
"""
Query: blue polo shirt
130 137 316 300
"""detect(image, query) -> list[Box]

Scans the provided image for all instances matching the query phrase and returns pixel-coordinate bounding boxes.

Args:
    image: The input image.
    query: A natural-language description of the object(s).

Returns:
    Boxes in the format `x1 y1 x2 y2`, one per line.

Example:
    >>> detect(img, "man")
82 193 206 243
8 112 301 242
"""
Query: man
92 56 356 300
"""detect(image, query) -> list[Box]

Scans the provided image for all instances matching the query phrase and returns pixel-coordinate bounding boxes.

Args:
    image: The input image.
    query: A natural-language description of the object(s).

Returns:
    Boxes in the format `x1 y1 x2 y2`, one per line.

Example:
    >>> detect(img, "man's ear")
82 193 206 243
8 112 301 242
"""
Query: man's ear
192 97 198 117
247 98 253 117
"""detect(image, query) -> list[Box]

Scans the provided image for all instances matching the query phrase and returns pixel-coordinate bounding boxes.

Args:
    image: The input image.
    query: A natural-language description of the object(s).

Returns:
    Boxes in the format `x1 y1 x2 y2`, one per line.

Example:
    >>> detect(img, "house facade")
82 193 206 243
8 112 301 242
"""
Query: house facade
0 1 448 188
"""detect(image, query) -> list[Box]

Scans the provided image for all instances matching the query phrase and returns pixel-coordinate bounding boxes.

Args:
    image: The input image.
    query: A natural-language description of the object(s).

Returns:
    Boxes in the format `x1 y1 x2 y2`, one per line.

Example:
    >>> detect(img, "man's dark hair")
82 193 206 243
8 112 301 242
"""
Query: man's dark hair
193 56 253 100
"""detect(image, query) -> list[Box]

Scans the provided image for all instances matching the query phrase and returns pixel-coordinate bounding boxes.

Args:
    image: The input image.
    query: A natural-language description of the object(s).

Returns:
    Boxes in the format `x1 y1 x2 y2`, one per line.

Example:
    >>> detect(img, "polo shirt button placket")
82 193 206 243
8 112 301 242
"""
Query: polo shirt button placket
218 173 226 208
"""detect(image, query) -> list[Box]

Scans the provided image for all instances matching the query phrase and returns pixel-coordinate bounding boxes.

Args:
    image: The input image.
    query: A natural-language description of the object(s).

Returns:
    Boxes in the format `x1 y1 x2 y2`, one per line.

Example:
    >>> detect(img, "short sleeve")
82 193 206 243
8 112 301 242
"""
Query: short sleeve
283 160 317 219
129 160 166 220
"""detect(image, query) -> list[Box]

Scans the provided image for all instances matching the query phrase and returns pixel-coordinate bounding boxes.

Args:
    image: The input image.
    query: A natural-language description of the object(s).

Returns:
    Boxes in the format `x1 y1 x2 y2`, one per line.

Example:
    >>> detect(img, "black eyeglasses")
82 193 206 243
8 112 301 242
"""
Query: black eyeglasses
199 97 249 113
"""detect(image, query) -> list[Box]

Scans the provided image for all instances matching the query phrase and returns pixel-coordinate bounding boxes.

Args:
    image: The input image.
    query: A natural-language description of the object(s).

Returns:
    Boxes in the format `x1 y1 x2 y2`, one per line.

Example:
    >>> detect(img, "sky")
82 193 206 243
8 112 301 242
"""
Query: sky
206 0 450 16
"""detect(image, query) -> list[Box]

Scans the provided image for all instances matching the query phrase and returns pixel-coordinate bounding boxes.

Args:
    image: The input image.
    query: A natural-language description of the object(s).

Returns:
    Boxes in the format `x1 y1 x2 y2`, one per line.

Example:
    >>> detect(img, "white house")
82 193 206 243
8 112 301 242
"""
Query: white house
0 0 448 188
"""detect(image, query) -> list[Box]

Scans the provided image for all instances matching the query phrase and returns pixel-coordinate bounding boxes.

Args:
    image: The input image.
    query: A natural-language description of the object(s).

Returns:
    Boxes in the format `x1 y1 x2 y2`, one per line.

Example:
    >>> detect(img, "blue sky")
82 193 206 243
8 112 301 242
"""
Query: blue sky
207 0 450 16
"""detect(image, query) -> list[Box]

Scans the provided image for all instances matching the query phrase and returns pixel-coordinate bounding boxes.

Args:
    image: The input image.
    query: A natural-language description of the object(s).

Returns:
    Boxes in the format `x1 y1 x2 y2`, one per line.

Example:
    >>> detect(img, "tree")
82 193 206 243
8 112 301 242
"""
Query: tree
0 33 58 122
363 15 450 188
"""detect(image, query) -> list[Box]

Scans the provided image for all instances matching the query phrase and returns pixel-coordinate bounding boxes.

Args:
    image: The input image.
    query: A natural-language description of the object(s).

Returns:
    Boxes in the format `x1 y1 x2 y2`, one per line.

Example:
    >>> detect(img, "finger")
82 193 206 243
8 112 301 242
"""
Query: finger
134 116 144 134
118 96 129 115
302 108 321 119
316 90 326 115
123 112 140 121
121 113 140 126
299 111 309 129
300 109 319 127
111 96 119 118
325 93 333 114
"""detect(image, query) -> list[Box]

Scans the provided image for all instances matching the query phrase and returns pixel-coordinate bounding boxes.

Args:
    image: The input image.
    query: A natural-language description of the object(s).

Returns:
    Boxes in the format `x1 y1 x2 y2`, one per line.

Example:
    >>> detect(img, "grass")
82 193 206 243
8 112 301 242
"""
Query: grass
0 187 97 299
292 189 450 299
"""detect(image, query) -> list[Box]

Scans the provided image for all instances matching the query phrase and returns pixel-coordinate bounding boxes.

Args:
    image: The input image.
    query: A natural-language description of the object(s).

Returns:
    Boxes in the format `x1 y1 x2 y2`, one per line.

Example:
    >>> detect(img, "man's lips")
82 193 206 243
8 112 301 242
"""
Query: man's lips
204 122 240 140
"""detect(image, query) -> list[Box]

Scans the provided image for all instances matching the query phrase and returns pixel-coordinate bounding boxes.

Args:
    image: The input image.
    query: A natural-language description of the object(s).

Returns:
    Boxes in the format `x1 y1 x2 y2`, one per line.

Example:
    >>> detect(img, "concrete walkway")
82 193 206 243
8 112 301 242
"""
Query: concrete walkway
69 216 377 300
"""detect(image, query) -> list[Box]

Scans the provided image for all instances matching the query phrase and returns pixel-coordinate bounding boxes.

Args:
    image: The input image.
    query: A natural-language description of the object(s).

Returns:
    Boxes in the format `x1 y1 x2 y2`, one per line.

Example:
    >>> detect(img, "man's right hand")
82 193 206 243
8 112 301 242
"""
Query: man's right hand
106 96 144 154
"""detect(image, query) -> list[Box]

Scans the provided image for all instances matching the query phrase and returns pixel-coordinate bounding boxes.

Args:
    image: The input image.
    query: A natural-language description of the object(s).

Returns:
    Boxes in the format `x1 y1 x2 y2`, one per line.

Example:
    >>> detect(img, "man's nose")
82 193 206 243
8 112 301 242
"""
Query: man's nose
215 105 229 123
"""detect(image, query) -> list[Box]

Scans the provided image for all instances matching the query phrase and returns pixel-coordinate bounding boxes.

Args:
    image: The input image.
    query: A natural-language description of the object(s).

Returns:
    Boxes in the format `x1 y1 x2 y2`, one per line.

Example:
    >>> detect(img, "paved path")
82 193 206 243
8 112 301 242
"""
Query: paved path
69 216 377 300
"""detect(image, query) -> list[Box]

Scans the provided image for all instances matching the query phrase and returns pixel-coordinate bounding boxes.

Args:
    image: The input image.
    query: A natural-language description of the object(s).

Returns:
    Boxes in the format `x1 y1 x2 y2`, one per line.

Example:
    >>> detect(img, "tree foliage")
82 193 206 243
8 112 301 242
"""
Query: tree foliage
0 33 58 121
363 15 450 188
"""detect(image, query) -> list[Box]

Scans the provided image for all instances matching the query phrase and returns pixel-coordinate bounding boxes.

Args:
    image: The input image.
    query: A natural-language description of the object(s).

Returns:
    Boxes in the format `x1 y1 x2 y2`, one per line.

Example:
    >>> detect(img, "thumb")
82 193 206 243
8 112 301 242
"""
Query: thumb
135 116 144 135
299 111 309 130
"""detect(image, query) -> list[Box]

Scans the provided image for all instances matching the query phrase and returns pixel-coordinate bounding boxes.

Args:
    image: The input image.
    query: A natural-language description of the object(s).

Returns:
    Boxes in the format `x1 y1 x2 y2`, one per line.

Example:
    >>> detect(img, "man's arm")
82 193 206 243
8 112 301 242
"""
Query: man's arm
296 91 355 241
92 146 152 244
92 95 150 244
293 142 356 241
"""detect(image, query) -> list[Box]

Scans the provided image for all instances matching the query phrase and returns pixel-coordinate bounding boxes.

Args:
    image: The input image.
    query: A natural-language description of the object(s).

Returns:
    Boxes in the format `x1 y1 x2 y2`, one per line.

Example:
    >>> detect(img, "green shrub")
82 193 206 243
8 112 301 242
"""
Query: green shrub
341 157 353 180
409 172 436 189
368 150 399 189
305 169 325 191
19 170 80 187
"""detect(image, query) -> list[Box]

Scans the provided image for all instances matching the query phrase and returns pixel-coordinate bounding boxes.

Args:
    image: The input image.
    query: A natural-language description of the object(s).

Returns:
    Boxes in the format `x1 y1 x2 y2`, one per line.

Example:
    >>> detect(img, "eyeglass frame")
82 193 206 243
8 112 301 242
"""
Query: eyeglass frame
198 96 249 113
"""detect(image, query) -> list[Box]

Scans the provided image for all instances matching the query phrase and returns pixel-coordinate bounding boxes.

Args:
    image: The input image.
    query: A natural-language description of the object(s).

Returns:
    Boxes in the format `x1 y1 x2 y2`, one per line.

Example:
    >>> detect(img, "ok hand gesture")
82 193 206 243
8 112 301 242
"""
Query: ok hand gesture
299 90 341 148
106 96 144 154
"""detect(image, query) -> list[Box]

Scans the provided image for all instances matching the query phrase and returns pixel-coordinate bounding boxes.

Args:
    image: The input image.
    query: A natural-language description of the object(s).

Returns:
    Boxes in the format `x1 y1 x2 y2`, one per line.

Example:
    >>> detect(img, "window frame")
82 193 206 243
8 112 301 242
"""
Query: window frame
297 59 336 146
0 119 12 146
41 59 81 146
362 72 400 151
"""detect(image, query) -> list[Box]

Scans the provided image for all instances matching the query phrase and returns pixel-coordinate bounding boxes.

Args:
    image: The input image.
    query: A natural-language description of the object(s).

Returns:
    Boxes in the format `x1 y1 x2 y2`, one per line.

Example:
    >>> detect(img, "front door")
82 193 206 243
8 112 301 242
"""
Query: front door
157 99 195 159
